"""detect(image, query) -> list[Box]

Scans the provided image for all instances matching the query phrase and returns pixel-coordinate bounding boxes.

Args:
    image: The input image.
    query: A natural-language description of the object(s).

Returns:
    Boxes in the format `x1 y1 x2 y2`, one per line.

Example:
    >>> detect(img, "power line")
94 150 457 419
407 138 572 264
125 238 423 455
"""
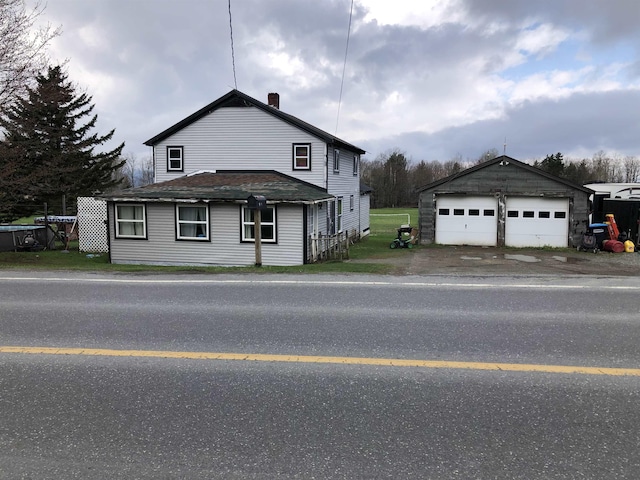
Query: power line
335 0 354 135
228 0 238 89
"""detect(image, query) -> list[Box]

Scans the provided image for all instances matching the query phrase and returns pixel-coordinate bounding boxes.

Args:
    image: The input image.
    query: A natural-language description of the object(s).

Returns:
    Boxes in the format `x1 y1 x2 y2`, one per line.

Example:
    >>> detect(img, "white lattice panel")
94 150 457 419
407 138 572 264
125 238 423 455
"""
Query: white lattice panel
77 197 109 252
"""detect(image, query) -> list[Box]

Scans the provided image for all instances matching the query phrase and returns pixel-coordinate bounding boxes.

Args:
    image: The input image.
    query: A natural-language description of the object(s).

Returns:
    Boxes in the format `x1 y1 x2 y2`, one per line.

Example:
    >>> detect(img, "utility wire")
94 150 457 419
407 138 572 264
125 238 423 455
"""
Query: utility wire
228 0 238 89
335 0 354 135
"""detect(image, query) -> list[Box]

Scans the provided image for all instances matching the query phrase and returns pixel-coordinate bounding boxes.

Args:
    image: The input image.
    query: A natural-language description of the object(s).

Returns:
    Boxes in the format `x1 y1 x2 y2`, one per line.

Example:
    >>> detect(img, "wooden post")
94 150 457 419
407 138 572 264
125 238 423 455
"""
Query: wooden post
44 203 50 249
247 194 266 267
254 208 262 267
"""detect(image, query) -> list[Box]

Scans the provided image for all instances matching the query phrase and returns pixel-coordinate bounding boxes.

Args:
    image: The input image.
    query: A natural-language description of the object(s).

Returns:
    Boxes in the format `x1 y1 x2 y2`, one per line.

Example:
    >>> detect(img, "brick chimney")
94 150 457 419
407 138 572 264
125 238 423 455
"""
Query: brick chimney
267 92 280 109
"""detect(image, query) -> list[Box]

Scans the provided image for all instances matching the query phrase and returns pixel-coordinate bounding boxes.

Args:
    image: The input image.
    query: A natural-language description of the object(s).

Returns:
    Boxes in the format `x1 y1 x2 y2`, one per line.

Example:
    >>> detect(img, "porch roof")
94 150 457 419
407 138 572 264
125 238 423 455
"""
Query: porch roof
101 170 334 204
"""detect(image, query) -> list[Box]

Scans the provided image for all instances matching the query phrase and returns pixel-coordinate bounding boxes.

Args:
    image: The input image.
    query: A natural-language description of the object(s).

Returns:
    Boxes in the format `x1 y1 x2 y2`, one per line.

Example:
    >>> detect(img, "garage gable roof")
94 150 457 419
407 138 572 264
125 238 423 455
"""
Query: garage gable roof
143 89 366 155
100 170 334 204
417 155 593 193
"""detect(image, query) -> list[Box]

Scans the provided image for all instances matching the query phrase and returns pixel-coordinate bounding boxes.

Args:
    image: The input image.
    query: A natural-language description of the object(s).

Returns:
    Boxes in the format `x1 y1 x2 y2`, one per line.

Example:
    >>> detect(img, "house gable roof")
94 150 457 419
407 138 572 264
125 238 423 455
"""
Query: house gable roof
144 89 366 154
417 155 594 194
101 170 334 204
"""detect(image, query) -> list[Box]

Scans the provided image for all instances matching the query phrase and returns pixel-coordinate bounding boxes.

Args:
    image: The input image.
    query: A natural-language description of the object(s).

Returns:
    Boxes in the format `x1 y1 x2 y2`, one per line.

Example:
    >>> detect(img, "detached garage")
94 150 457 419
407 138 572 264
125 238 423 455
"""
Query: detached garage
419 156 592 248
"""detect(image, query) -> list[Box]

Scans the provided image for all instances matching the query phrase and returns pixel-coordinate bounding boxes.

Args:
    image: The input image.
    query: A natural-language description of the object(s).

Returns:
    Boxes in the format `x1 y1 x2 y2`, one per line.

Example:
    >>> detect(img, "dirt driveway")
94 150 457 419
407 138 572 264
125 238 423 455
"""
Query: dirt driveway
353 245 640 277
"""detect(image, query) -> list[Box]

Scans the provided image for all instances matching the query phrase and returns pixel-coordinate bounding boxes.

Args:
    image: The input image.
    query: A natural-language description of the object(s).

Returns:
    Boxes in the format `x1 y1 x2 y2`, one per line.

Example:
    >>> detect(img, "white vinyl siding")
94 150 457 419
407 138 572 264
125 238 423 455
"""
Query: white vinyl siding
109 203 304 266
360 192 370 235
326 148 362 236
155 107 325 188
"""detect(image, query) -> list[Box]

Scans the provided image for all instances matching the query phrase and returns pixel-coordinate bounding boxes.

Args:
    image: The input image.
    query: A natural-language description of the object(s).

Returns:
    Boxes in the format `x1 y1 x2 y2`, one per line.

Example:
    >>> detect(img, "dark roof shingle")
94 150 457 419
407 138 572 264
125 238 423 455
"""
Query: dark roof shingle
101 170 334 203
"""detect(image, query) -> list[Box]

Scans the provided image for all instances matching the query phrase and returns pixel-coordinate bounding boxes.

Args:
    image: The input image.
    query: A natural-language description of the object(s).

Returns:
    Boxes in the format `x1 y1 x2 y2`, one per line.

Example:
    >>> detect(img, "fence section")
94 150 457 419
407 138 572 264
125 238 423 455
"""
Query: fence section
77 197 108 252
308 230 359 263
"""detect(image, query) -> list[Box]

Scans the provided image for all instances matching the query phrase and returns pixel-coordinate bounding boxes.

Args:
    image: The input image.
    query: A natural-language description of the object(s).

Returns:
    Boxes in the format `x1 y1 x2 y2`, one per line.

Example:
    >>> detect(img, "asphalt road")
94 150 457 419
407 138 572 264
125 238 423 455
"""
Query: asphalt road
1 273 640 478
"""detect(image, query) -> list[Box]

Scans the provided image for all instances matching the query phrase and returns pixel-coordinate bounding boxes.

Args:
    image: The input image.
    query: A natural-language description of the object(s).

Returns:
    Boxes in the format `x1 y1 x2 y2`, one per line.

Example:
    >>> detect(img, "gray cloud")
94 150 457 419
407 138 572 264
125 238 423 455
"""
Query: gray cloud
35 0 640 164
362 88 640 161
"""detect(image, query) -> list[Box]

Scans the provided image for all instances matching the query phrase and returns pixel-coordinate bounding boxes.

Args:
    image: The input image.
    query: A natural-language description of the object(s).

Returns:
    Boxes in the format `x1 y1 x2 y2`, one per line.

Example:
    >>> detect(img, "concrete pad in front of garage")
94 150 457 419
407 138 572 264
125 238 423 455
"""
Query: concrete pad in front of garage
355 245 640 277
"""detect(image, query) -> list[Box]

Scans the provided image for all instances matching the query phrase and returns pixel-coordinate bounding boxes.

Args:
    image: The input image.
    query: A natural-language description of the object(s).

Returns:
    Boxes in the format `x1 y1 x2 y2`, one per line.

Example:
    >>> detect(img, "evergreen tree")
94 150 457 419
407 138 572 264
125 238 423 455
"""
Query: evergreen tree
0 65 124 219
538 152 565 177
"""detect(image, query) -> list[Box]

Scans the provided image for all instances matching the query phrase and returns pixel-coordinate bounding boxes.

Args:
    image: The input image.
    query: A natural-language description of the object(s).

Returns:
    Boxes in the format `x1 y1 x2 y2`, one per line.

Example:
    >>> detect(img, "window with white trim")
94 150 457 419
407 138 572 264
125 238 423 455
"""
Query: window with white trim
167 146 183 171
353 155 358 175
333 149 340 173
176 205 209 240
293 144 311 170
350 195 354 211
115 204 146 238
241 206 276 242
337 197 343 232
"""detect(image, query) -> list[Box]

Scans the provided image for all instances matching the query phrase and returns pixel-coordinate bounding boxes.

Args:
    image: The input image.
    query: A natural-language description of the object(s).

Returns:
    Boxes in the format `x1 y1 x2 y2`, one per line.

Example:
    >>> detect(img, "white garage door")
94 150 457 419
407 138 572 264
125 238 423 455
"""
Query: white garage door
435 196 498 246
505 197 569 247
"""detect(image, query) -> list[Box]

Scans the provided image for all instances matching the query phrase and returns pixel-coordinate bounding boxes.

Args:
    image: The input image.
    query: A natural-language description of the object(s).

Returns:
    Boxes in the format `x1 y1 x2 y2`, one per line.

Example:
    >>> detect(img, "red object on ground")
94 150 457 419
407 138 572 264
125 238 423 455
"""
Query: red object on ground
605 213 620 240
602 239 625 253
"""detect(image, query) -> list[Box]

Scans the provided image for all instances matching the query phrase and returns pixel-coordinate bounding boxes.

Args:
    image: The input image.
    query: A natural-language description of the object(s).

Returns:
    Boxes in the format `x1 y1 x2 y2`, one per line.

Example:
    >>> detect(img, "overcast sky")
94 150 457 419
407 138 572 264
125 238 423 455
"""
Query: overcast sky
34 0 640 165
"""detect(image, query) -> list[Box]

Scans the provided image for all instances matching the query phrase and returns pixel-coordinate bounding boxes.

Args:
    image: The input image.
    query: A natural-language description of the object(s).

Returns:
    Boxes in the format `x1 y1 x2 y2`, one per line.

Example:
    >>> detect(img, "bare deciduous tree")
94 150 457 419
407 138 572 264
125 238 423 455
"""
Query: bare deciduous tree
113 153 136 189
0 0 60 110
623 155 640 183
139 154 154 186
113 153 155 188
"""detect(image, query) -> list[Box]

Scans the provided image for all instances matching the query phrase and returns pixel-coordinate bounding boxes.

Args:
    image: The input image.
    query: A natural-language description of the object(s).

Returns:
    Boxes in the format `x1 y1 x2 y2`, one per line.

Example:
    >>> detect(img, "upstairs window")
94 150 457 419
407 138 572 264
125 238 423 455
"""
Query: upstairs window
115 204 146 239
167 146 183 172
333 149 340 173
176 205 209 240
293 144 311 170
353 155 359 175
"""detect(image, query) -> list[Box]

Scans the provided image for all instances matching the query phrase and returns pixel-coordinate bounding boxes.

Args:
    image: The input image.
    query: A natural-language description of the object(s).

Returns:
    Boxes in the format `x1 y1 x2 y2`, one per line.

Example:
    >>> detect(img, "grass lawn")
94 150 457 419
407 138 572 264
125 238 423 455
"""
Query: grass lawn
0 208 420 274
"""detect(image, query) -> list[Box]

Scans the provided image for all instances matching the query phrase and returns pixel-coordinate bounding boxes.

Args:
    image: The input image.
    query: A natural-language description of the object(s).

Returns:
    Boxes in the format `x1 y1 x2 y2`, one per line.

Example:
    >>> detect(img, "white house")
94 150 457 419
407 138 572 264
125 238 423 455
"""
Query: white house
100 90 369 266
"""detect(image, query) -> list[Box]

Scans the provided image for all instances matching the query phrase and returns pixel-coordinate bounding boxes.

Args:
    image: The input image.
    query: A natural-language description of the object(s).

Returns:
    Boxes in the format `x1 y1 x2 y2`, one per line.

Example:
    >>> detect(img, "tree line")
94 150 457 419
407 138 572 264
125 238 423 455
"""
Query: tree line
362 149 640 209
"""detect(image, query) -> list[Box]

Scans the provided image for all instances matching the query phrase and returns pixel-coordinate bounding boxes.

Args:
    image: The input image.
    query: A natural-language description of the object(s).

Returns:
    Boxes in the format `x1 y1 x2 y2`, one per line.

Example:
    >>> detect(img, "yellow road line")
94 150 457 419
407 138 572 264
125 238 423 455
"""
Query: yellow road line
2 346 639 377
